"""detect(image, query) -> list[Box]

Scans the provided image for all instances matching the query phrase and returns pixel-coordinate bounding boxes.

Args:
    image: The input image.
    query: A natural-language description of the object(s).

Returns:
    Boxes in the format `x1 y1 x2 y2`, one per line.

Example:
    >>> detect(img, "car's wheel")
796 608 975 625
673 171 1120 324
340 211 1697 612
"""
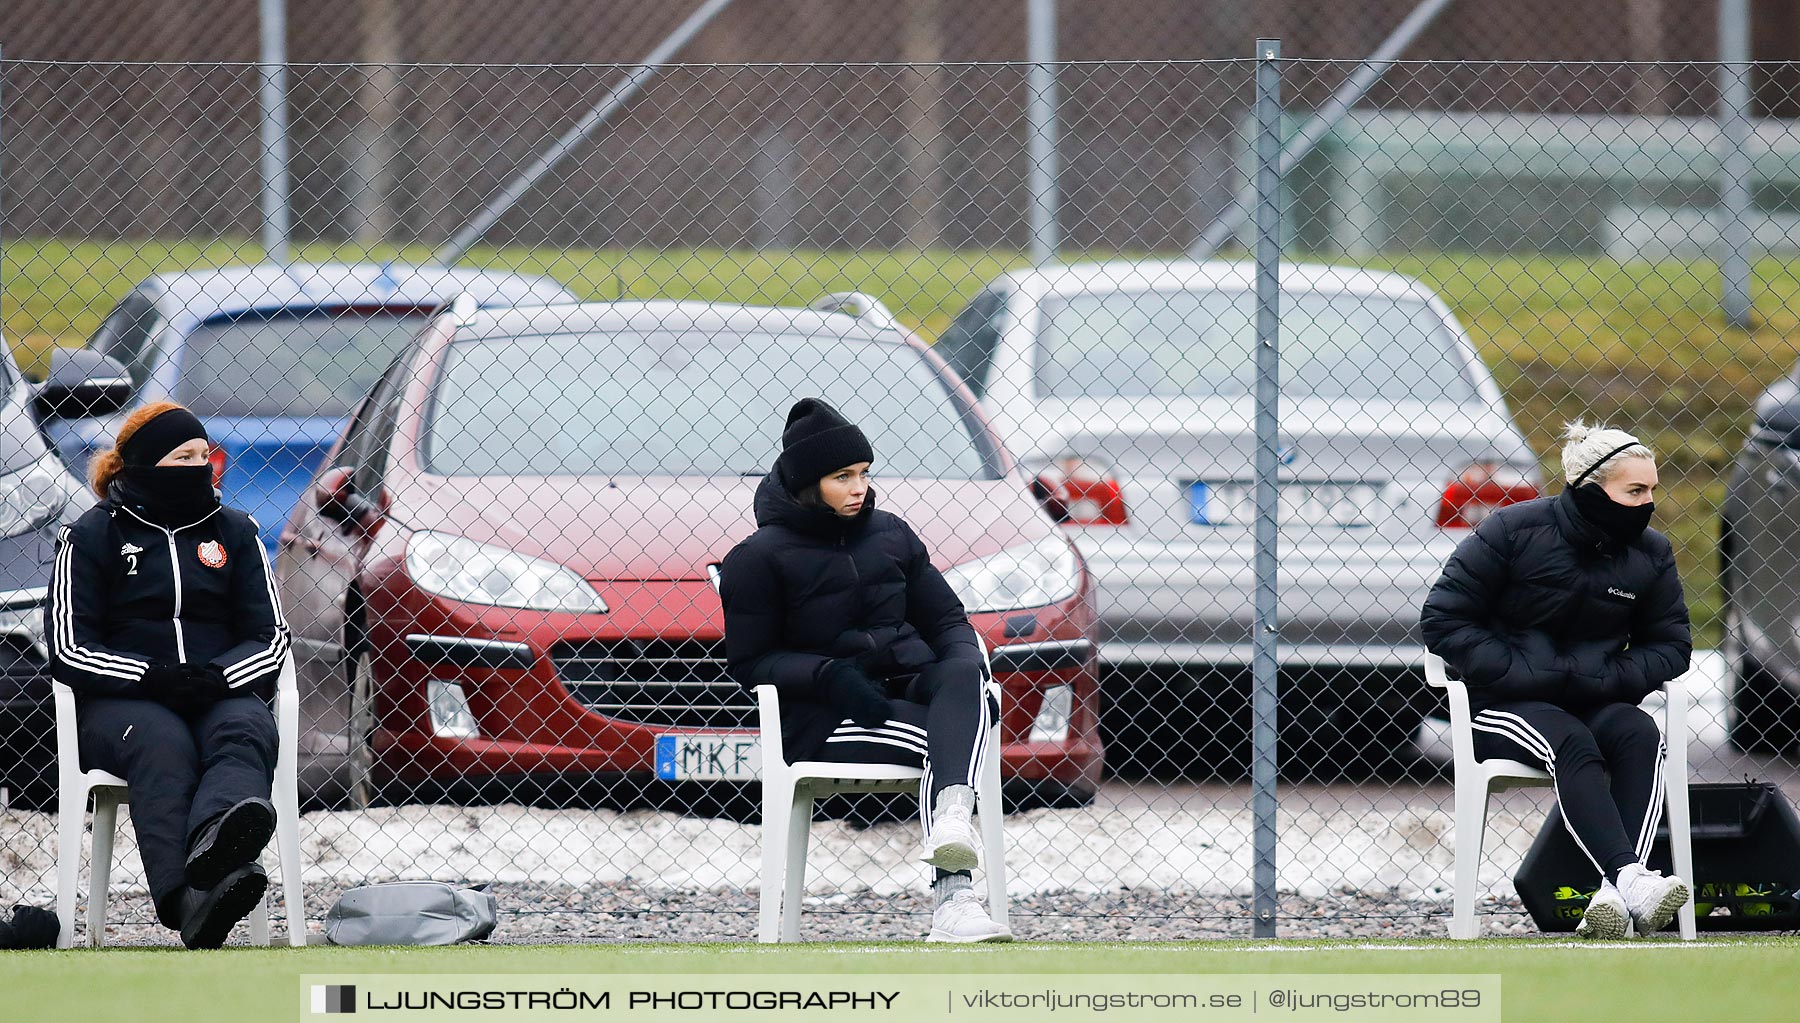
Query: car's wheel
1724 607 1800 756
346 649 383 809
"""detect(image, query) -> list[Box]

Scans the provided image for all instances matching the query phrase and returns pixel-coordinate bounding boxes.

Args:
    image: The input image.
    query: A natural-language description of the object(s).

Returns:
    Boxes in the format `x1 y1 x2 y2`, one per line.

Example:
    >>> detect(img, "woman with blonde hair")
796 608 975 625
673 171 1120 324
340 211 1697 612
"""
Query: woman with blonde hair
45 401 289 948
1422 420 1691 939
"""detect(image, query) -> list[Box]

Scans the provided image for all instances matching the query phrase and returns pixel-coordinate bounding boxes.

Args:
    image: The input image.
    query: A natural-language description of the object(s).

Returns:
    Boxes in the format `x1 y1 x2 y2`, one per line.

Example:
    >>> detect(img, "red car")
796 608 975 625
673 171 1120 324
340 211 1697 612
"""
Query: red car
277 299 1102 811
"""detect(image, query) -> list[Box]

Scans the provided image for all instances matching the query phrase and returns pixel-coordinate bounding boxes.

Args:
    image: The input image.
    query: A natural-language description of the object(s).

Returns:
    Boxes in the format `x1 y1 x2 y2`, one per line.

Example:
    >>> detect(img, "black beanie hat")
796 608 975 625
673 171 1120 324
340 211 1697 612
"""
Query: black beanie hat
120 406 209 468
776 398 874 493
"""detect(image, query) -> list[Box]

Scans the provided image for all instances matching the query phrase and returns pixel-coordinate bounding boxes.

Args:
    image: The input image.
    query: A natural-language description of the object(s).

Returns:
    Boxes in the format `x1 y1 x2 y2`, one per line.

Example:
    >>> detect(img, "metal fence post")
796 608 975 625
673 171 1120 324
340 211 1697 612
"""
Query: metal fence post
1716 0 1754 329
1026 0 1059 265
1250 36 1283 940
258 0 291 263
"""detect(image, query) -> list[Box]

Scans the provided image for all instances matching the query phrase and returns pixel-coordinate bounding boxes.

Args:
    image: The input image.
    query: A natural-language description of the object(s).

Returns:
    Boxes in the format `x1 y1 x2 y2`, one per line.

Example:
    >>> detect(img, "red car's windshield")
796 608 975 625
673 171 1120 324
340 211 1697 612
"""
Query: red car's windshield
424 329 999 479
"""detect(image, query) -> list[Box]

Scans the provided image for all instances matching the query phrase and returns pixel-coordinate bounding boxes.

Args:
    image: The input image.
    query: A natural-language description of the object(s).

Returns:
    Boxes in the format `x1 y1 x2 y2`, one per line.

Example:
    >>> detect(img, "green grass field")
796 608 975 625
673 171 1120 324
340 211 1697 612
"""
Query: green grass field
6 937 1800 1021
9 239 1800 646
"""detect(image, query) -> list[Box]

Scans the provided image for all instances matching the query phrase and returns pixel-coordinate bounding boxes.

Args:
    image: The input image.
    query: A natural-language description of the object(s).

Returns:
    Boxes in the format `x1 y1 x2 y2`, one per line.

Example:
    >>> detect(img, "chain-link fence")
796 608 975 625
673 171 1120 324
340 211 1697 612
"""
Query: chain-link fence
4 52 1800 945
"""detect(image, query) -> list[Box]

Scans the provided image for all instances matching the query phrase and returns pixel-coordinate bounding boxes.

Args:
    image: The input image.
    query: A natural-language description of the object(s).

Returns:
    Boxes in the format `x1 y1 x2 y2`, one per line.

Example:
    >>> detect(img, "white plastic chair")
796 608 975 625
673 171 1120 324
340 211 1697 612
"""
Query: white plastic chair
1425 651 1695 940
754 643 1009 943
54 654 306 947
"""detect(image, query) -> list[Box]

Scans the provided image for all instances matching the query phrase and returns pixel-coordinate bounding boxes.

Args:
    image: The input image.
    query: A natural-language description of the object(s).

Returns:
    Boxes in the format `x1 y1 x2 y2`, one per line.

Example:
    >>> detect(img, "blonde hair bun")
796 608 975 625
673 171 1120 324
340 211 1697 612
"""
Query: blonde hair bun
1561 419 1653 486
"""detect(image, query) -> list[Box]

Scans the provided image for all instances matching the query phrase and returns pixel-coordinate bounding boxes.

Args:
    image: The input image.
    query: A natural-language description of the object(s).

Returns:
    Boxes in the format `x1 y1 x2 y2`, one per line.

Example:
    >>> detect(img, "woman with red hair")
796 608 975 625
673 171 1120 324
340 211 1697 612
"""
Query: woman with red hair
45 401 289 948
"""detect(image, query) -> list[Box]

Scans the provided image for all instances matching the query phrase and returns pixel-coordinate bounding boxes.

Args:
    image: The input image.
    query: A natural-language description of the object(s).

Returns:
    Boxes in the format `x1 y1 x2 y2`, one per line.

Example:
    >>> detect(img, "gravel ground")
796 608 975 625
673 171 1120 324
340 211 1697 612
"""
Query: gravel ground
3 797 1519 939
65 880 1529 946
16 652 1796 946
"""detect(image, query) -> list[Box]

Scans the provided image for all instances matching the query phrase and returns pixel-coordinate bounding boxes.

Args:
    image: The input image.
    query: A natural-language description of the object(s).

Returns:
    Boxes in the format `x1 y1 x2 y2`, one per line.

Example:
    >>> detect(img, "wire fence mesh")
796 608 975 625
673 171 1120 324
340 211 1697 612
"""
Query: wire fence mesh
3 55 1800 945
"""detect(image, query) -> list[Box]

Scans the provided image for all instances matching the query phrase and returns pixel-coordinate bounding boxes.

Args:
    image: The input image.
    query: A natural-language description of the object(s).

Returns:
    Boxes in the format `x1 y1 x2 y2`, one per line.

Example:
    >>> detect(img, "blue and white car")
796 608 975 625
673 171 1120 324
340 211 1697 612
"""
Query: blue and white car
44 263 576 549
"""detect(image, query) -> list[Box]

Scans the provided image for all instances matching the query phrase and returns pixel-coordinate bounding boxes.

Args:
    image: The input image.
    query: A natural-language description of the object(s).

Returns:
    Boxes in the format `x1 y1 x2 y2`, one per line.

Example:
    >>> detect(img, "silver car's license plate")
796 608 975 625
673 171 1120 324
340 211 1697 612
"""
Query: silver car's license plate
655 734 761 780
1189 480 1381 528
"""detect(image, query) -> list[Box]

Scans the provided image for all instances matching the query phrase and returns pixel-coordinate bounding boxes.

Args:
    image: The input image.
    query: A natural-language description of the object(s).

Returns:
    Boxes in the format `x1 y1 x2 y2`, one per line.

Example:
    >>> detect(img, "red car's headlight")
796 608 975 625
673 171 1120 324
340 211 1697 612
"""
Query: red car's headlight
941 535 1082 612
405 530 608 613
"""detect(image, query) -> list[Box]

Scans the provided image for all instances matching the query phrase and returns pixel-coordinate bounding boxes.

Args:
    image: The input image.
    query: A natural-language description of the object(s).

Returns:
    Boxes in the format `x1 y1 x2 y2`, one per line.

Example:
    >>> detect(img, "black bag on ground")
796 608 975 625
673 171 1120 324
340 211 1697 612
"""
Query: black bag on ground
1515 781 1800 931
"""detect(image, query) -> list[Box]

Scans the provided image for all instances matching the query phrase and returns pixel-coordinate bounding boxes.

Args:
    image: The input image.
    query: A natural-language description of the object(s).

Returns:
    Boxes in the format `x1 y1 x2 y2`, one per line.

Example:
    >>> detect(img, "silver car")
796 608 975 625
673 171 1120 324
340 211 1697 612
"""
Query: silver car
938 261 1538 774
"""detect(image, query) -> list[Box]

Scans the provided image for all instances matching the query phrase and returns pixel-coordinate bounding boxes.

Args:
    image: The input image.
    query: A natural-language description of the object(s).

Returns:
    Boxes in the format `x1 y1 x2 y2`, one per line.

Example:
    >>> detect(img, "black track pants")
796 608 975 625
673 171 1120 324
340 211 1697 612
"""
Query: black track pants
1470 700 1666 879
811 660 997 842
75 695 278 926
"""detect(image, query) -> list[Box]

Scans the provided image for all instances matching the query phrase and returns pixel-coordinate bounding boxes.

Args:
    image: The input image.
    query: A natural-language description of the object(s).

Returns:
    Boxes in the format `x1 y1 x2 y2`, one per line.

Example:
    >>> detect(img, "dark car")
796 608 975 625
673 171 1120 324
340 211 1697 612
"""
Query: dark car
276 299 1104 812
0 344 128 806
1720 364 1800 757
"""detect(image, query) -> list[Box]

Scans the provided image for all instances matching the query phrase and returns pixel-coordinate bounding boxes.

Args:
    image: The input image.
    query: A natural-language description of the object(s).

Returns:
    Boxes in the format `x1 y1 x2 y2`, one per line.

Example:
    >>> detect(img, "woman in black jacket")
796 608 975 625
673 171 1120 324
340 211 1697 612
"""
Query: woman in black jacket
720 398 1009 943
44 402 290 948
1422 420 1691 940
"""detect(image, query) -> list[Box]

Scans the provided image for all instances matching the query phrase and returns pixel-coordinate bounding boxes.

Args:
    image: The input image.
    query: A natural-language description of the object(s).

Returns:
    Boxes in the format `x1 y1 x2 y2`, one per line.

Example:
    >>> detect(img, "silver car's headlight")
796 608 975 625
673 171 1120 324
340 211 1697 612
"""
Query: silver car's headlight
942 535 1082 613
0 455 81 540
405 531 608 613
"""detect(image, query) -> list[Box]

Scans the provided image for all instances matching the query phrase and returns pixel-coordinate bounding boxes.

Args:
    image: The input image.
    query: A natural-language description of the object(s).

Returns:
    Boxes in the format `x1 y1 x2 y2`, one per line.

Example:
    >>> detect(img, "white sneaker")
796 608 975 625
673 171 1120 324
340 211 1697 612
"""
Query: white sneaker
1575 880 1628 940
921 787 979 872
927 887 1012 943
1616 863 1690 936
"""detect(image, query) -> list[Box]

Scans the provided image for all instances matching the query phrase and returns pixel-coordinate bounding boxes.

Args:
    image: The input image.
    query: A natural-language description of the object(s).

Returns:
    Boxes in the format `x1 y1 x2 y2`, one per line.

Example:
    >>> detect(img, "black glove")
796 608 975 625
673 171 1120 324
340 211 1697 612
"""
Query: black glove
820 659 891 729
140 661 189 696
0 905 60 949
832 626 934 678
187 662 231 695
141 662 228 714
1610 663 1663 705
830 629 887 675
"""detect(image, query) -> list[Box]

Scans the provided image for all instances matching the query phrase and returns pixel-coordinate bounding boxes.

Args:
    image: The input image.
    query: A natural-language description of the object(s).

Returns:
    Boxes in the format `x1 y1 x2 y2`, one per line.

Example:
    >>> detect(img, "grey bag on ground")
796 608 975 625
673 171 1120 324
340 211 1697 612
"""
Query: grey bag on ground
324 881 497 945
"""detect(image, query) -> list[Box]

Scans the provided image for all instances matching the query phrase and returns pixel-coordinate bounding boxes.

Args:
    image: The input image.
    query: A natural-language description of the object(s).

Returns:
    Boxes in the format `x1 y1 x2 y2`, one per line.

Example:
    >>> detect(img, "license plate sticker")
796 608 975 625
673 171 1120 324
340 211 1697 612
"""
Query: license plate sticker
655 734 762 781
1188 480 1381 528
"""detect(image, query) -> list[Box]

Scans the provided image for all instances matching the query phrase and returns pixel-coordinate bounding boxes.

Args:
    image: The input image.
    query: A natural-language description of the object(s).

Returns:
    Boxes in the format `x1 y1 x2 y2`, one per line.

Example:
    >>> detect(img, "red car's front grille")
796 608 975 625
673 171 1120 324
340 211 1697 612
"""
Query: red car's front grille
550 639 754 729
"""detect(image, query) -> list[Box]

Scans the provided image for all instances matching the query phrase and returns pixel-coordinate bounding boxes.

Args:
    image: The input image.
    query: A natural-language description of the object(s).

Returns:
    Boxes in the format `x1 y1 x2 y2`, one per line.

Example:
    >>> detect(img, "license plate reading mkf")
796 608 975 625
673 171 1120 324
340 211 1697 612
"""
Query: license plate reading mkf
655 734 761 781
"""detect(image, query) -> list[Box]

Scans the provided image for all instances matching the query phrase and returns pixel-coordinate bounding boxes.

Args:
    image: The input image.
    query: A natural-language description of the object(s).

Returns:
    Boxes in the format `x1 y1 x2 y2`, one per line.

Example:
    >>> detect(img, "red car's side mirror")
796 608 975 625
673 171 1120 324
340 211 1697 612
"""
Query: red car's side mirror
314 466 385 535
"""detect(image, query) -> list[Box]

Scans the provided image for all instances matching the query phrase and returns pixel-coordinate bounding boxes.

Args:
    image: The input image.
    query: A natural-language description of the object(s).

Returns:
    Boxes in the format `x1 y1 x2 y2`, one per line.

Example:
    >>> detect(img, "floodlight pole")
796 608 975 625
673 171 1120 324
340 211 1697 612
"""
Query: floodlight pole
1027 0 1059 265
435 0 736 266
1717 0 1754 328
259 0 292 263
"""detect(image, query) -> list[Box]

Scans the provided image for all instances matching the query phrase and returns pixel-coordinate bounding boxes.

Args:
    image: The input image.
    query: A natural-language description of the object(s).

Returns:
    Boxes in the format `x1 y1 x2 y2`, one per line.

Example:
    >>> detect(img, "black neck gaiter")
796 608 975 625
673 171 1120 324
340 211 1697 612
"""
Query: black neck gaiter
114 465 221 526
1570 482 1653 546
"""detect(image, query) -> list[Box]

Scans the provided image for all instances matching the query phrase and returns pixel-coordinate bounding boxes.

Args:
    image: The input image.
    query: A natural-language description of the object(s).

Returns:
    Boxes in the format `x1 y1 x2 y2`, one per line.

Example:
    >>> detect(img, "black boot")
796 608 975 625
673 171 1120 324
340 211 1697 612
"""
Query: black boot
178 862 268 950
0 905 60 949
185 797 276 890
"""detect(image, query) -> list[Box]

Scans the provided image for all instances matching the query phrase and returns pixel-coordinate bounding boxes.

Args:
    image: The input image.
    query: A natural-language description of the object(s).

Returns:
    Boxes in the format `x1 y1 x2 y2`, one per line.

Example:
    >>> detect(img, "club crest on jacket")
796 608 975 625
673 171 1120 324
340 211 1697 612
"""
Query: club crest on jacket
197 540 228 568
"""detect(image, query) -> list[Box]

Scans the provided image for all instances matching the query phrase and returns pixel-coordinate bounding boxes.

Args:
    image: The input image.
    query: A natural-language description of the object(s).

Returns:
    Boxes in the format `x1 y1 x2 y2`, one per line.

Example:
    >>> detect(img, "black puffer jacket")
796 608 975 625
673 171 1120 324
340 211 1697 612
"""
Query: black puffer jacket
1420 488 1690 713
45 495 290 701
720 471 980 760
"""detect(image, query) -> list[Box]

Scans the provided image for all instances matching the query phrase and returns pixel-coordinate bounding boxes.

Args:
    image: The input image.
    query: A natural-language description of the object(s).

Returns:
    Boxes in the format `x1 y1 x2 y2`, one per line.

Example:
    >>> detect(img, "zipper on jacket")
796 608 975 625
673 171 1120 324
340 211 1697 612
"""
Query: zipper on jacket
162 527 187 661
844 541 861 625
